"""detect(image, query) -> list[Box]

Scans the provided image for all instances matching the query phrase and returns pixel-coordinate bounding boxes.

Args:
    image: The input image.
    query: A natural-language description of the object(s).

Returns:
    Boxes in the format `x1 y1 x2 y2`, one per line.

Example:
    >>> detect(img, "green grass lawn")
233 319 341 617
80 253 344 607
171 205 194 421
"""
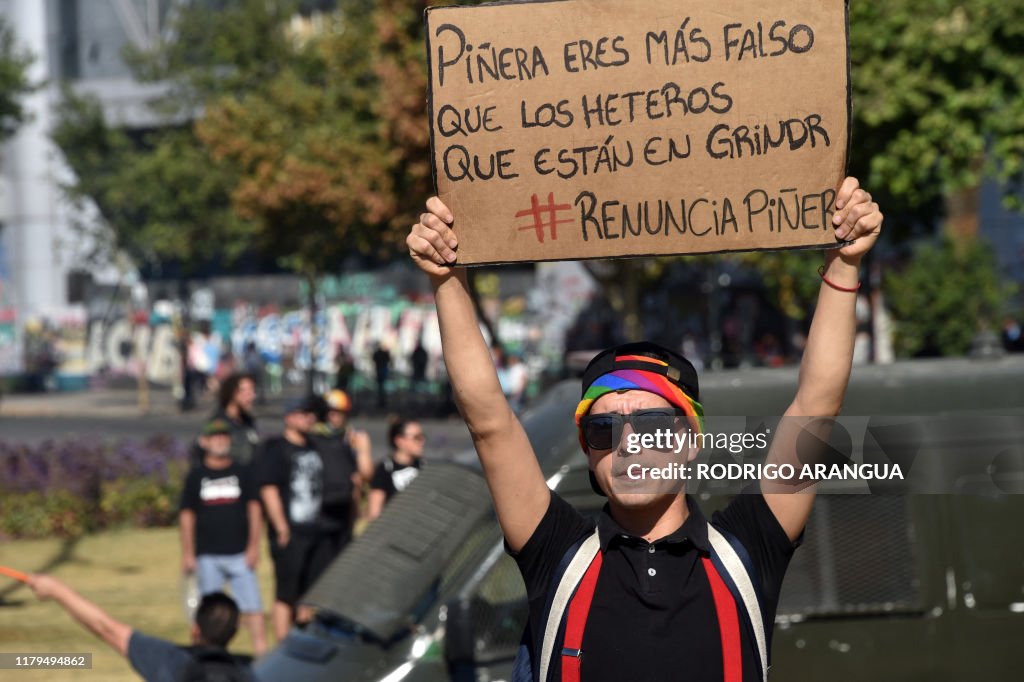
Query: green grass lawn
0 527 276 682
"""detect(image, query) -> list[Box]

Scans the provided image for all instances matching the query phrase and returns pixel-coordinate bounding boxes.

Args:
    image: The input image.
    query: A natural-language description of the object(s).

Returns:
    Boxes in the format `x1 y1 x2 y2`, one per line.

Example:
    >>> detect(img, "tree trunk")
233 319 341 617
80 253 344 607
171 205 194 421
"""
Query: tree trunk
306 273 318 396
945 157 983 250
945 183 980 248
135 317 150 415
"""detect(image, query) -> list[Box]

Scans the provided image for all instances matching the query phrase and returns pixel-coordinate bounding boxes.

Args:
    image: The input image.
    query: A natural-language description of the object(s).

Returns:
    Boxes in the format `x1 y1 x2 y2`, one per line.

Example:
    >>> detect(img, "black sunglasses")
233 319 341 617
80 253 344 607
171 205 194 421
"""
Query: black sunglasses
579 408 689 451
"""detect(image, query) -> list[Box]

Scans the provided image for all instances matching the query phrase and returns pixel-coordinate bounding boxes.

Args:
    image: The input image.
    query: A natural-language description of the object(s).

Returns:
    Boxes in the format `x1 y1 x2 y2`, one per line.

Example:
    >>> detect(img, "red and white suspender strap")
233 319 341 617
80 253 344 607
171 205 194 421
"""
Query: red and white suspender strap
702 557 744 682
559 552 603 682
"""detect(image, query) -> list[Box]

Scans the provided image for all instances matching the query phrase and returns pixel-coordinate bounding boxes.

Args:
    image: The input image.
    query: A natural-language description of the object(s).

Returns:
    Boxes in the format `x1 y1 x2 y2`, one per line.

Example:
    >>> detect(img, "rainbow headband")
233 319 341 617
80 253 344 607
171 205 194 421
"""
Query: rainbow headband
574 355 705 450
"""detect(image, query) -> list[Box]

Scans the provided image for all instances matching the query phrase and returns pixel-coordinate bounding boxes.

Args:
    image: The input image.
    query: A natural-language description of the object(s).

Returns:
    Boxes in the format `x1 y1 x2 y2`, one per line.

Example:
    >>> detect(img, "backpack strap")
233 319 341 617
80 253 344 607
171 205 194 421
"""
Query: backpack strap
537 530 600 682
706 523 768 682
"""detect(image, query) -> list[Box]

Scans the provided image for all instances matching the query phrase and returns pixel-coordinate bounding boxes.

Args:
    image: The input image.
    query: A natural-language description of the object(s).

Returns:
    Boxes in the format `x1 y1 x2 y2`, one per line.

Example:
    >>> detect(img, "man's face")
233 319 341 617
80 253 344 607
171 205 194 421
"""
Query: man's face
397 422 426 458
285 410 316 434
327 409 348 430
585 390 697 508
201 433 232 458
234 378 256 412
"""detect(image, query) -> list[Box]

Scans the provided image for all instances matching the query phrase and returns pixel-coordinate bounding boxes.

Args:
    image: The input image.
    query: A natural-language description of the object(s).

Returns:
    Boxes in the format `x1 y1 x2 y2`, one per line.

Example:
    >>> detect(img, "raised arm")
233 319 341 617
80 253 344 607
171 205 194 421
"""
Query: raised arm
28 575 133 657
763 177 883 540
407 198 549 551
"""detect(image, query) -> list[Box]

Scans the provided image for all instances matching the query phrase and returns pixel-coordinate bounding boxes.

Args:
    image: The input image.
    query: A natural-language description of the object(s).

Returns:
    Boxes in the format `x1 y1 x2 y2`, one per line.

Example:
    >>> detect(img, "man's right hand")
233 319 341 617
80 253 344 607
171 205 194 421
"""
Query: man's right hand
28 574 64 601
182 554 196 575
407 197 459 277
276 525 291 549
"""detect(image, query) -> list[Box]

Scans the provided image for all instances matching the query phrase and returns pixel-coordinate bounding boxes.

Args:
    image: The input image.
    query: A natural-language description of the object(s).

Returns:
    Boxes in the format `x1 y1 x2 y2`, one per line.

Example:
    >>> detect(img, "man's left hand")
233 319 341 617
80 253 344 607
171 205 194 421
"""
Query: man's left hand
831 177 883 262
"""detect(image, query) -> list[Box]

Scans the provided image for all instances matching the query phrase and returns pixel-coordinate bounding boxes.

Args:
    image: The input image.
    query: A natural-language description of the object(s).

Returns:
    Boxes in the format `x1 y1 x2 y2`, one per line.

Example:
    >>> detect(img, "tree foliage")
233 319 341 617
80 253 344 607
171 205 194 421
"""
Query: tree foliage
884 235 1015 356
848 0 1024 214
50 0 305 271
52 94 249 269
196 3 394 276
54 0 418 278
0 17 33 145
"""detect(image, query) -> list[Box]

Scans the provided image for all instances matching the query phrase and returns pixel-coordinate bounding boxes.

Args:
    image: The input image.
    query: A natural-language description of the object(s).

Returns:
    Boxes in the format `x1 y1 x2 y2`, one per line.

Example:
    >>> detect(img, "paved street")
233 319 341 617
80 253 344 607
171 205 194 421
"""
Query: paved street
0 386 475 461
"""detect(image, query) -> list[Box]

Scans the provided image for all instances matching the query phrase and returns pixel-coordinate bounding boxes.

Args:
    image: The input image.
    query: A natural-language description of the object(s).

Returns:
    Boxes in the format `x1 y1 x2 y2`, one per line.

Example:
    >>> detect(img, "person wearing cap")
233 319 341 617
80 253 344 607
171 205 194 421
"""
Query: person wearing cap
407 179 883 681
316 389 374 482
310 390 373 554
253 396 332 641
180 418 267 656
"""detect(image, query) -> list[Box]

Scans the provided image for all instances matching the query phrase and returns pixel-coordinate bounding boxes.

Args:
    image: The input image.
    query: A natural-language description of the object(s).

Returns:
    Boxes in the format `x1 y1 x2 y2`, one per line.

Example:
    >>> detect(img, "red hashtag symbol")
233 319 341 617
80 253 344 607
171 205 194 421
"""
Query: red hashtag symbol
514 192 573 244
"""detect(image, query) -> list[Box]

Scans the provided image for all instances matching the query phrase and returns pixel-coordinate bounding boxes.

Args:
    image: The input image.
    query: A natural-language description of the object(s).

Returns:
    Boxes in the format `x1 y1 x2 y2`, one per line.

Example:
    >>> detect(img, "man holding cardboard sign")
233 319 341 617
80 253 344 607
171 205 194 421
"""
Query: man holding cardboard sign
416 1 881 680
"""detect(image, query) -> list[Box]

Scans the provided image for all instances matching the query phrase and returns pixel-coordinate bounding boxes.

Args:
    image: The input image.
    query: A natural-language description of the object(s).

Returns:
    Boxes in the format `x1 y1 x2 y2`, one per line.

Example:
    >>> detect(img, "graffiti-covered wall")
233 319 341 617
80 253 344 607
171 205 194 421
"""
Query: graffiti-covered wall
5 264 598 390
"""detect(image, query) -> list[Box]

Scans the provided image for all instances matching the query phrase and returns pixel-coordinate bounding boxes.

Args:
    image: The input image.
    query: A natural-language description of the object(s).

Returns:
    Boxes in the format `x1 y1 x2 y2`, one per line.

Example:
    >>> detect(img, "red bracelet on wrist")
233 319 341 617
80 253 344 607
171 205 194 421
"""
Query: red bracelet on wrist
818 264 861 292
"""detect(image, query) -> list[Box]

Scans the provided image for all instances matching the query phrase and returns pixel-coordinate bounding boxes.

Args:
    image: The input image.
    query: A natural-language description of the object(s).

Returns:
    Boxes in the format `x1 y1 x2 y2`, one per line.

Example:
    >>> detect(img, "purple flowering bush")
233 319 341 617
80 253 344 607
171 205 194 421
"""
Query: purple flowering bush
0 435 190 539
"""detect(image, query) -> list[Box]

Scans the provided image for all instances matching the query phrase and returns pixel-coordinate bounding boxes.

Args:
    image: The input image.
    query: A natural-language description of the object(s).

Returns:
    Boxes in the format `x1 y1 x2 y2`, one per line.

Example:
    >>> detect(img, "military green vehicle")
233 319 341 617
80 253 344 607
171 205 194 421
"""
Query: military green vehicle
255 378 1024 682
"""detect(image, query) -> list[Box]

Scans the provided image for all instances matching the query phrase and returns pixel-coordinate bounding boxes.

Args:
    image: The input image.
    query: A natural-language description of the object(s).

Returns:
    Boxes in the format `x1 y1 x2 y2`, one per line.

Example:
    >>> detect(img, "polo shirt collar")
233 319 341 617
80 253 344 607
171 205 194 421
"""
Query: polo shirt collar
597 495 712 554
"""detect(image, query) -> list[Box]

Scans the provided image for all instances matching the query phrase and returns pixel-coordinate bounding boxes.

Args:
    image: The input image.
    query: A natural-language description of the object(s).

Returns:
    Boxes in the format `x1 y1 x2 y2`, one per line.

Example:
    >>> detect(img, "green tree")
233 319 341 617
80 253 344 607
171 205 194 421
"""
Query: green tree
884 235 1015 356
696 1 1024 344
848 0 1024 232
0 18 33 144
49 0 310 271
196 3 393 273
52 95 251 270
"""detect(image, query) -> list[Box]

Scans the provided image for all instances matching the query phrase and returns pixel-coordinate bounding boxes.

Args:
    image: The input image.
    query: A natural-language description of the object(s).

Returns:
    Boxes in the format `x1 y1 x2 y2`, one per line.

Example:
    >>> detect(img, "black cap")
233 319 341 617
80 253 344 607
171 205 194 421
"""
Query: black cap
580 341 700 401
284 395 317 415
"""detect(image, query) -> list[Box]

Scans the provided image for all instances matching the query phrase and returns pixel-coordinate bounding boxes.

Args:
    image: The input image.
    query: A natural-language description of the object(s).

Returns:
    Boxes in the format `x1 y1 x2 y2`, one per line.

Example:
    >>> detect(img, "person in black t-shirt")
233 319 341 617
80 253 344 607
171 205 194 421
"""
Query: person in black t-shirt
367 418 425 521
310 390 373 557
254 396 333 642
180 419 266 656
407 184 884 681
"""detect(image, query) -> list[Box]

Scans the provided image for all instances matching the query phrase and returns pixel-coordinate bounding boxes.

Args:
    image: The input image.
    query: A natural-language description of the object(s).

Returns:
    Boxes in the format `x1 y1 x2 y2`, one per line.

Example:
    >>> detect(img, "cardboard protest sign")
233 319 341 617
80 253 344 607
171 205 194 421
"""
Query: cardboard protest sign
425 0 850 265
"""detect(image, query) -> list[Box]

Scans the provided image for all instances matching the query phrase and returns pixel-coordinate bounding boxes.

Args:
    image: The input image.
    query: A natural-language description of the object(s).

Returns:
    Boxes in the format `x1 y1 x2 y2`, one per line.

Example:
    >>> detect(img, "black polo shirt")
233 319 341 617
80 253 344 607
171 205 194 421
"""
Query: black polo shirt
510 489 800 682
